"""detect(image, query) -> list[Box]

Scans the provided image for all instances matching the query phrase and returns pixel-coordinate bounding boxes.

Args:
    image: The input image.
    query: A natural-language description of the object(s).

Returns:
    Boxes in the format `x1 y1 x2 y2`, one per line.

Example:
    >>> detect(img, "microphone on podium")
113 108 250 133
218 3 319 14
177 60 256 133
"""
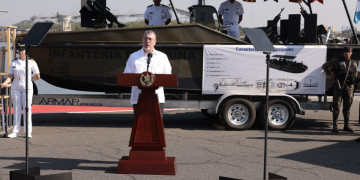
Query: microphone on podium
147 53 152 72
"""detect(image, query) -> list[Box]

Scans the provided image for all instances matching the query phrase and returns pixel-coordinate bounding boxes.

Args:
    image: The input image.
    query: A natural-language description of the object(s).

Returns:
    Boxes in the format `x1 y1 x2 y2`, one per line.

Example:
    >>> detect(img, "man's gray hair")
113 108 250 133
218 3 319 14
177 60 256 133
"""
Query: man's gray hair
143 30 157 40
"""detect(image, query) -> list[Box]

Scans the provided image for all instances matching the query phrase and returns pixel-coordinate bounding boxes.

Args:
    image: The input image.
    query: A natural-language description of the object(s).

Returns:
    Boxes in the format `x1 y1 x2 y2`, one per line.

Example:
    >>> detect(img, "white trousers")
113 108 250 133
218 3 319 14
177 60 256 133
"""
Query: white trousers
11 89 33 134
225 23 240 39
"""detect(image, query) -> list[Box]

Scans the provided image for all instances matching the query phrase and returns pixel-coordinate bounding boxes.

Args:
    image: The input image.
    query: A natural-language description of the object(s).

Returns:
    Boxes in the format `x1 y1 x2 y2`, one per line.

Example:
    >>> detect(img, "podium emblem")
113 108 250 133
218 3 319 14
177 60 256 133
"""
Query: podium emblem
140 72 155 87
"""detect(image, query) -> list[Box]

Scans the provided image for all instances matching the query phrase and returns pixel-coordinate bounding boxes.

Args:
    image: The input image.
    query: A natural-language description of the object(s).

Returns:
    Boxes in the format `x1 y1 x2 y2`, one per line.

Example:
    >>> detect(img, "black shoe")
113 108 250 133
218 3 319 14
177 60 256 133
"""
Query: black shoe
343 126 354 132
356 138 360 142
332 126 339 133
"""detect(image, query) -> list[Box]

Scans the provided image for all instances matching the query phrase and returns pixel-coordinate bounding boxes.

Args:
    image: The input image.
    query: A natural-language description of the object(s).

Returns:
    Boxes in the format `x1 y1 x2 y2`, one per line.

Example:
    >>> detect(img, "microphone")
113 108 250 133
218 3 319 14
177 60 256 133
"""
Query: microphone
147 53 152 72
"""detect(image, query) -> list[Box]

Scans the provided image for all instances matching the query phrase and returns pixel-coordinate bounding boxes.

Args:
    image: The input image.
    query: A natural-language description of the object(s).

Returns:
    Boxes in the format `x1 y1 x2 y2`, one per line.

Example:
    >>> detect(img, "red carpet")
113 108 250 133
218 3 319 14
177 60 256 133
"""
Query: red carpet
30 105 134 114
3 105 174 114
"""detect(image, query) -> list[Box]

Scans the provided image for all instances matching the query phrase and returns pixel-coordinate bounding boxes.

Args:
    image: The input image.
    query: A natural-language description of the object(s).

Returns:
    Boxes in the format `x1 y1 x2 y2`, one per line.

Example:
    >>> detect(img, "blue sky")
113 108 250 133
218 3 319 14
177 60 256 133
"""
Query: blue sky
1 0 359 31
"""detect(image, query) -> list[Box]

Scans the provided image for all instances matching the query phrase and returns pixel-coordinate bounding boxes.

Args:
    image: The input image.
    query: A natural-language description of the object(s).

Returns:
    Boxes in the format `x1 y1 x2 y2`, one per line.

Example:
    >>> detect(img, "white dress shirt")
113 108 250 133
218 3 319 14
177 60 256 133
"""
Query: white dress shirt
144 4 172 26
218 0 244 24
123 48 172 104
9 58 40 90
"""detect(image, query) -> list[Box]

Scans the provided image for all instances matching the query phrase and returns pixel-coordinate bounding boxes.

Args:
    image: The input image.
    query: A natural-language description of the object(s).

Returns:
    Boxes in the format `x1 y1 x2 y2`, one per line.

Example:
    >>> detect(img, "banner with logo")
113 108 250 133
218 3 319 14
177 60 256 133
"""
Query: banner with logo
202 45 327 95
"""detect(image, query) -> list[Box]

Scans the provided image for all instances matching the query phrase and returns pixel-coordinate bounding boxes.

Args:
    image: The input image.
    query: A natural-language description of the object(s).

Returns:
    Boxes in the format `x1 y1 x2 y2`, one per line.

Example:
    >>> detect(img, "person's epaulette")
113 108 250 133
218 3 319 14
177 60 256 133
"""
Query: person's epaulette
161 4 168 7
12 58 18 61
147 4 153 8
29 58 34 61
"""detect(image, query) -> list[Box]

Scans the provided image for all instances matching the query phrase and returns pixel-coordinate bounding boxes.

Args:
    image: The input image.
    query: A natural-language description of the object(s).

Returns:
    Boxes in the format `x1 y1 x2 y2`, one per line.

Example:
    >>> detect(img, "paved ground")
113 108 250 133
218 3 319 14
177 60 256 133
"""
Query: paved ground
1 98 360 180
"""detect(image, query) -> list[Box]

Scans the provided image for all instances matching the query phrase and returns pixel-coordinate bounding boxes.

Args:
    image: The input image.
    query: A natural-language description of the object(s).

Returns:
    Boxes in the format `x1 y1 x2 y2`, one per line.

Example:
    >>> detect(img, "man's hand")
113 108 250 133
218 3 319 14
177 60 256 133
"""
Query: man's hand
165 18 171 25
218 15 223 25
238 15 243 24
329 74 335 81
0 84 4 89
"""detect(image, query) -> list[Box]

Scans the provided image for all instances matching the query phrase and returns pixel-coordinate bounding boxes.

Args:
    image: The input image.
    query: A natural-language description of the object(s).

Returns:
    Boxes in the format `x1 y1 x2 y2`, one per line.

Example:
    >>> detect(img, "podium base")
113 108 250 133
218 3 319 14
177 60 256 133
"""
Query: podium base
10 167 72 180
219 172 286 180
269 172 287 180
116 156 177 175
219 176 243 180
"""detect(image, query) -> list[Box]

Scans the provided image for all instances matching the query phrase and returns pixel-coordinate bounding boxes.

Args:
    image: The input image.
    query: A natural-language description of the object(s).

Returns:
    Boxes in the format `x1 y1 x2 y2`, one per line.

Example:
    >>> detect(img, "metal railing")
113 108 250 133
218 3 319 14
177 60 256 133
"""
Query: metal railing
0 25 16 136
0 82 12 136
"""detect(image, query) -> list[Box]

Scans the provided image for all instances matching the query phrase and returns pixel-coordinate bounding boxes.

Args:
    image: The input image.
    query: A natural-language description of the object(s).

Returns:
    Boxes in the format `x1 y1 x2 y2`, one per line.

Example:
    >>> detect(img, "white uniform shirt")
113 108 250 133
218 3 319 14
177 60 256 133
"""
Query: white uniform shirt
9 58 40 90
124 48 172 104
144 4 172 26
218 0 244 24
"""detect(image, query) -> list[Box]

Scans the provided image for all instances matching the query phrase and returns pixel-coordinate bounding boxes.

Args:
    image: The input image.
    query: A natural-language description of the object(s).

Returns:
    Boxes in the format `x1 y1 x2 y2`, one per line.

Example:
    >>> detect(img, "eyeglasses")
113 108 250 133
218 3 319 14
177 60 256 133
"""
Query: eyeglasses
143 38 154 42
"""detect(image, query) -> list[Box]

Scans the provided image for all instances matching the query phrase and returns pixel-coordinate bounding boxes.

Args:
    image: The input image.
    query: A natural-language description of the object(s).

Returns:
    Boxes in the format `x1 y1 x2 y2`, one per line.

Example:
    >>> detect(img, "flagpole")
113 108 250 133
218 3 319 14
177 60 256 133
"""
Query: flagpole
342 0 359 44
303 0 313 14
355 2 359 25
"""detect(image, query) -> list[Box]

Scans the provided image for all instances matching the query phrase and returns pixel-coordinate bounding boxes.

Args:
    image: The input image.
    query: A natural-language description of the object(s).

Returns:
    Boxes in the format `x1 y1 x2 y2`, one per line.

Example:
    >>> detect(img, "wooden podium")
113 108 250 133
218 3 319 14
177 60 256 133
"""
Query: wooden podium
116 72 178 175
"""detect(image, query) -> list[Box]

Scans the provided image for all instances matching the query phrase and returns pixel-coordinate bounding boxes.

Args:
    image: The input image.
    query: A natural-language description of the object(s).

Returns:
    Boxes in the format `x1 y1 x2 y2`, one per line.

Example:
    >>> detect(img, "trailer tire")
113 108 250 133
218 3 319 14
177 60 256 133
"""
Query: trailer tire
201 109 219 119
260 99 295 130
219 98 256 130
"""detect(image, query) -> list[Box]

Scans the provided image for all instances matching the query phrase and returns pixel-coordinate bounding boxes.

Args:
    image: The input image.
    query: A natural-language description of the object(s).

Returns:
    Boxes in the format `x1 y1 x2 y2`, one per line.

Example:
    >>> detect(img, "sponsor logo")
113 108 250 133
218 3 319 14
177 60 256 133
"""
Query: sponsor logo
39 98 80 105
39 98 103 106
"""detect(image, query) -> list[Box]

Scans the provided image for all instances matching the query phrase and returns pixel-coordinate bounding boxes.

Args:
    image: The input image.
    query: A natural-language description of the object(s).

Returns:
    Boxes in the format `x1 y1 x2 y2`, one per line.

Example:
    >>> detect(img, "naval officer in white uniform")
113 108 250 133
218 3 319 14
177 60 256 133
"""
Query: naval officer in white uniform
123 30 172 116
218 0 244 39
144 0 172 26
0 44 40 138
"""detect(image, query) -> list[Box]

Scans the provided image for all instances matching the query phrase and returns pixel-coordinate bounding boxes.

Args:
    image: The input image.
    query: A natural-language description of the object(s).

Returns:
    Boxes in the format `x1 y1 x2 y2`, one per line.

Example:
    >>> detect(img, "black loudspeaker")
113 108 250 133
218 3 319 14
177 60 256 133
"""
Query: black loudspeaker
287 14 301 44
303 14 317 43
287 14 317 44
280 20 289 43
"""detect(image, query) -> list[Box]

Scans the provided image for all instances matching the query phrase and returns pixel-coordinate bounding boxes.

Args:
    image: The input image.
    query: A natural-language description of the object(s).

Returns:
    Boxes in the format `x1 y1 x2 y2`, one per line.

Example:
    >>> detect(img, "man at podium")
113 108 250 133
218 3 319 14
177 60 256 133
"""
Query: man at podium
123 30 172 116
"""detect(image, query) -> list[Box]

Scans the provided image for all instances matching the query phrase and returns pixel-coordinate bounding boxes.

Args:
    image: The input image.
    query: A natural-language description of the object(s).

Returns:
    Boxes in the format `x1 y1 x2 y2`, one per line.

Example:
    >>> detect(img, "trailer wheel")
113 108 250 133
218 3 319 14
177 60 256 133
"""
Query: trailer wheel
260 99 295 130
219 98 256 130
201 109 219 119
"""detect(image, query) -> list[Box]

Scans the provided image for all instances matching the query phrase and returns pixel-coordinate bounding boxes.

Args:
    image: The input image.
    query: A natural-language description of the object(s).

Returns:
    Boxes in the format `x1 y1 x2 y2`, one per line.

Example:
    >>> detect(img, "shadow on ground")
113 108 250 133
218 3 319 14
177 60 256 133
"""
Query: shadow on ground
279 139 360 175
31 111 217 131
249 117 360 176
0 156 118 174
31 111 360 132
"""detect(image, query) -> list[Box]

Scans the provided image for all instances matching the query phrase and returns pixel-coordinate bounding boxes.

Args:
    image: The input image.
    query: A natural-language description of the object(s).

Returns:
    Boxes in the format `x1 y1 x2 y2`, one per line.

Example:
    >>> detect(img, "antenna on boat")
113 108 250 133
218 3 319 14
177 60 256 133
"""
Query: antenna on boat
169 0 181 24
